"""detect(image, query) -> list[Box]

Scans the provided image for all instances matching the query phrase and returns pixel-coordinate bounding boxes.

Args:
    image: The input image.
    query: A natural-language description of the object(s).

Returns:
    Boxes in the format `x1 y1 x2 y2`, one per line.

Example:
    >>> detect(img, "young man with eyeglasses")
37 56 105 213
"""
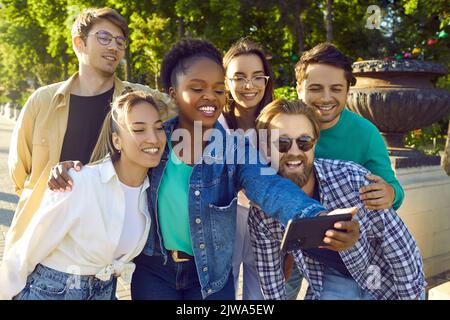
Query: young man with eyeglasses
249 99 425 300
6 7 175 251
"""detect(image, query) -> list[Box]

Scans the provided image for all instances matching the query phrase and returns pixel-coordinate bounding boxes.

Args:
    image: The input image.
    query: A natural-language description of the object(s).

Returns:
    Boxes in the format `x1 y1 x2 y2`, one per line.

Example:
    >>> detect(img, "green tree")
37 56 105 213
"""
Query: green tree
128 12 172 88
0 0 62 95
1 0 448 105
27 0 73 79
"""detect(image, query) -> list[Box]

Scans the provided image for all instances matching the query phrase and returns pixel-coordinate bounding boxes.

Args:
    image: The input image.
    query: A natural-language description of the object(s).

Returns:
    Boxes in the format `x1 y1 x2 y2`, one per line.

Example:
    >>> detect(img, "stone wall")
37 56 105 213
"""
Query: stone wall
396 165 450 278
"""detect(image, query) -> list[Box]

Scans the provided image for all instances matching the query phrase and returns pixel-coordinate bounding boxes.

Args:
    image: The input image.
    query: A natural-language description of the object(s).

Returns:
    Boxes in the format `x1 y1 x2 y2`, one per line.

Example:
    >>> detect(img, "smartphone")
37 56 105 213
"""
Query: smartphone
280 213 353 251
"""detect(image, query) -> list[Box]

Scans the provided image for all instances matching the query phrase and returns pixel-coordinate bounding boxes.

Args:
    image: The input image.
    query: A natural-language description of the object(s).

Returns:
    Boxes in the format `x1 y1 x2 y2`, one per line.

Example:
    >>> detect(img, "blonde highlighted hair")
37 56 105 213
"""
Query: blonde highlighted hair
256 99 321 141
90 90 167 164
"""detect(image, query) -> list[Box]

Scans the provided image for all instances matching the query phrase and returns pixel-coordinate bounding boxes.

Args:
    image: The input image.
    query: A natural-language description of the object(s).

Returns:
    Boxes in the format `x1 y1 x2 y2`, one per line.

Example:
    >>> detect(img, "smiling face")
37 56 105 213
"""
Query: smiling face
112 101 166 170
269 113 316 188
297 63 348 130
226 53 267 109
74 19 125 78
169 57 226 129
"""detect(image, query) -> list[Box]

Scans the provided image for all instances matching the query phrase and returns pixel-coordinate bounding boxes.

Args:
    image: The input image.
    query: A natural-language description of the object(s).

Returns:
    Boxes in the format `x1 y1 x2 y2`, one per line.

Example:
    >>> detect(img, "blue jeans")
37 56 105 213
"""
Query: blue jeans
320 267 375 300
131 253 235 300
14 264 115 300
285 264 303 300
320 267 426 300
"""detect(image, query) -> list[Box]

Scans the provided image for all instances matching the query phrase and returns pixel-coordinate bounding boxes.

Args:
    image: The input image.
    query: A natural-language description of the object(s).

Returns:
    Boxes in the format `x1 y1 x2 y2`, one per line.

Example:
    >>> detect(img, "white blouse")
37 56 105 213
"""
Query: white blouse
0 158 151 300
114 181 146 258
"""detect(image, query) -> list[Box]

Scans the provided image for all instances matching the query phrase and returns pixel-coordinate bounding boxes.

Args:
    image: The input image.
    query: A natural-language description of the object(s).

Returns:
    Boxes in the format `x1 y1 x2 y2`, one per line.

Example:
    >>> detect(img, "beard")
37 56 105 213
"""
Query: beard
279 153 314 188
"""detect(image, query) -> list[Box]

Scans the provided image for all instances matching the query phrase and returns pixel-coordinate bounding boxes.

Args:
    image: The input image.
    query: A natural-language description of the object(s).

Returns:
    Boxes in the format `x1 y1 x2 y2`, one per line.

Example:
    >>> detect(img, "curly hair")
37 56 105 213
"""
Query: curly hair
160 38 223 91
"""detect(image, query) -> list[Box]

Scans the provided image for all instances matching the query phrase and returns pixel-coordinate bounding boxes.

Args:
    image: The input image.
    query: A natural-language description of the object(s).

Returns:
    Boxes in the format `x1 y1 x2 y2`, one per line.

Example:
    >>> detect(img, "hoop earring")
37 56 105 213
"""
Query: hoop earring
226 91 234 102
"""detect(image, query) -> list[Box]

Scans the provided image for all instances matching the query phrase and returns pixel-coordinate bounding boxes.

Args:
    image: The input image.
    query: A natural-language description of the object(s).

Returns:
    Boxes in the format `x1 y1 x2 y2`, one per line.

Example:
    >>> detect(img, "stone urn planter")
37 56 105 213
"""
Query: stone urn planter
347 60 450 166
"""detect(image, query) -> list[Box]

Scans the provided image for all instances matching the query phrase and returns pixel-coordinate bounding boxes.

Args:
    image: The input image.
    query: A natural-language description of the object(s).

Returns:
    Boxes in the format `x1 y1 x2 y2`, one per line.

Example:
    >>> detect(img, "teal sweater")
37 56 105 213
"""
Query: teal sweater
315 108 404 210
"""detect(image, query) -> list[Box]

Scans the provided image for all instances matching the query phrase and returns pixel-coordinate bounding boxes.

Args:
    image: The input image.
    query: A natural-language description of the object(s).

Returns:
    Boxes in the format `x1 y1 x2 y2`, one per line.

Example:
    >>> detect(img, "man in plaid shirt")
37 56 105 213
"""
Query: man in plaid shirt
249 99 426 300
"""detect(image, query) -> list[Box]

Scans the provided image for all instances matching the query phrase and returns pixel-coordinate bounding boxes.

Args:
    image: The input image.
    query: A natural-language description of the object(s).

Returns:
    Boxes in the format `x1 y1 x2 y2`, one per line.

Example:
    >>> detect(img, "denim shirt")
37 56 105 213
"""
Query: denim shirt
142 116 325 298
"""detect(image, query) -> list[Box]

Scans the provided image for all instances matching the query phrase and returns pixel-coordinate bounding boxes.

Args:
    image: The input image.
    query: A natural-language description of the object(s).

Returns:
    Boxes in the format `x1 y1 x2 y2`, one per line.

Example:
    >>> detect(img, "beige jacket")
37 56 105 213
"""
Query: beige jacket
6 73 176 251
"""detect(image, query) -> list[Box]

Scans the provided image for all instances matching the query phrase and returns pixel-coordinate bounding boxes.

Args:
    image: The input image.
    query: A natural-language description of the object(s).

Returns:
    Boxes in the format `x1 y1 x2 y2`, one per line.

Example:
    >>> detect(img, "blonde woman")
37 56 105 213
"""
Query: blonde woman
0 91 167 300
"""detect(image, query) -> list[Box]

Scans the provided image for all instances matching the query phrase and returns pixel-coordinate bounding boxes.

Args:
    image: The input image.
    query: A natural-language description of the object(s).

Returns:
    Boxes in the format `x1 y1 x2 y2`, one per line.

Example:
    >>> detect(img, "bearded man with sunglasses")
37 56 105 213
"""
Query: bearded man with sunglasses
284 42 407 300
6 7 175 250
249 99 425 300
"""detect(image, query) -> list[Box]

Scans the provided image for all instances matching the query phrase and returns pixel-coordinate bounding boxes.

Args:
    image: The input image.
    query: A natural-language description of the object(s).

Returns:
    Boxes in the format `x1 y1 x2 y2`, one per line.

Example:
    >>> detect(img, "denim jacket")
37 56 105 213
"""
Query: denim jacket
141 116 325 298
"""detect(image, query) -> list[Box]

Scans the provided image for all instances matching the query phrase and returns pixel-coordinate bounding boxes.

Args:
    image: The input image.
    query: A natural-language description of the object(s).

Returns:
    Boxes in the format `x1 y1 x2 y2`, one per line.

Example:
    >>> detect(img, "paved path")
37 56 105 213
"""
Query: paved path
0 116 17 266
0 116 17 228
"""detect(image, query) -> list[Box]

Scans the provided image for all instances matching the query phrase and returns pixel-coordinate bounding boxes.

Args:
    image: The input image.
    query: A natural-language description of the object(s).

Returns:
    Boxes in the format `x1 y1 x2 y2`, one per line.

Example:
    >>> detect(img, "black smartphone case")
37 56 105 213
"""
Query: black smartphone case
280 213 353 251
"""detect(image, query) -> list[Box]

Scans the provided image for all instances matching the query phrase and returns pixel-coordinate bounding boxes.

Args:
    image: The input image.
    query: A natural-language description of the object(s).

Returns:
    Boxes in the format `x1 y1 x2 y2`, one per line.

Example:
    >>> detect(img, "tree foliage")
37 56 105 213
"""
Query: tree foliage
0 0 448 98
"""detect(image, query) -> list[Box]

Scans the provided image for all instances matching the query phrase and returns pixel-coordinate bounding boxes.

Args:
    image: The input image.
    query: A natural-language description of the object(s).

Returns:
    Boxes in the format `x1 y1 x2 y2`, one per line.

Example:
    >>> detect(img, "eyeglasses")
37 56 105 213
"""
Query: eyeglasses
88 30 128 50
273 135 316 153
227 75 270 89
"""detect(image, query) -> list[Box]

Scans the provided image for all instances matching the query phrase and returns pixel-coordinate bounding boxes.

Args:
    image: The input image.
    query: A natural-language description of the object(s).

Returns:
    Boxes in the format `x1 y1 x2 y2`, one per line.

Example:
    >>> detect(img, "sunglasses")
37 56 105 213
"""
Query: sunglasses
88 30 128 50
273 135 316 153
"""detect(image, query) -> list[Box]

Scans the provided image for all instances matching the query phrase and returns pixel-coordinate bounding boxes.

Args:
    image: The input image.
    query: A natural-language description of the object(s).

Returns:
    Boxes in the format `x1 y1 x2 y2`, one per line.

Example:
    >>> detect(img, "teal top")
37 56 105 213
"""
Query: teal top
157 136 194 255
315 108 404 210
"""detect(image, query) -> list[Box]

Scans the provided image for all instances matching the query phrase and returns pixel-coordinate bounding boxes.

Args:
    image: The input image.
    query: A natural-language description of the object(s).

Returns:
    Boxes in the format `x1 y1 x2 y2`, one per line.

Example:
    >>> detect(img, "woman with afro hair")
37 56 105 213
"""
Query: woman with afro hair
129 38 328 300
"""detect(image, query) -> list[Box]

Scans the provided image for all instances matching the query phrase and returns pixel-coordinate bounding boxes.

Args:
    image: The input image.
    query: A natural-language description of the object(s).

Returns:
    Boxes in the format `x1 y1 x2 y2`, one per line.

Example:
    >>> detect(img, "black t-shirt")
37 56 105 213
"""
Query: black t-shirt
303 180 352 277
59 86 114 164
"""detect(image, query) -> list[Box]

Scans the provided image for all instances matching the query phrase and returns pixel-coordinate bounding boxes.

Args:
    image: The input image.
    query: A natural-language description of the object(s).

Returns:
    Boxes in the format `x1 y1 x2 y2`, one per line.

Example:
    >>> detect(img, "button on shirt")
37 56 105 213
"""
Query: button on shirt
0 158 151 300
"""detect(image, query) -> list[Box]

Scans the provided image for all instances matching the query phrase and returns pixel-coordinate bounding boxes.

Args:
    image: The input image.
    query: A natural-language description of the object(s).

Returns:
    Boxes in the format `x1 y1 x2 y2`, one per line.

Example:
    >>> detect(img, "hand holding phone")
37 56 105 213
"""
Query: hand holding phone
321 210 361 251
280 207 358 251
326 207 358 217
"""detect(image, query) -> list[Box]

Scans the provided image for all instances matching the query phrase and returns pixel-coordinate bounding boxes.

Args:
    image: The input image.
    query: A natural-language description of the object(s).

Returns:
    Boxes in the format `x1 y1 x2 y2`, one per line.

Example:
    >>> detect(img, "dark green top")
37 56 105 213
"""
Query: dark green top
315 108 404 210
